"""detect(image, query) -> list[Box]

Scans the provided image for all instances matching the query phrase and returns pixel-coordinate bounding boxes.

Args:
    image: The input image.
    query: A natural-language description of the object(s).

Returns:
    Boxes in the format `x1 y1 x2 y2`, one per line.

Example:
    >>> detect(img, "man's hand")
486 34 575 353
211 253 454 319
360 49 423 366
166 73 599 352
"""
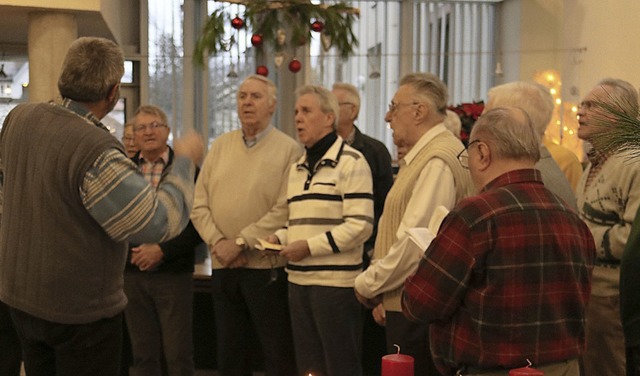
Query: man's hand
280 240 310 262
173 131 204 165
212 238 244 267
355 289 382 309
372 303 386 327
131 243 164 271
228 253 249 268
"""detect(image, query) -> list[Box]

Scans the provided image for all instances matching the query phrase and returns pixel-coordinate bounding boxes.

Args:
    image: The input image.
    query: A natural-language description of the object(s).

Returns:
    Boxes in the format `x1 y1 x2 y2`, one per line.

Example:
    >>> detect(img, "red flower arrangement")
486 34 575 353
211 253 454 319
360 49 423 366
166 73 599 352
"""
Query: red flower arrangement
448 101 484 145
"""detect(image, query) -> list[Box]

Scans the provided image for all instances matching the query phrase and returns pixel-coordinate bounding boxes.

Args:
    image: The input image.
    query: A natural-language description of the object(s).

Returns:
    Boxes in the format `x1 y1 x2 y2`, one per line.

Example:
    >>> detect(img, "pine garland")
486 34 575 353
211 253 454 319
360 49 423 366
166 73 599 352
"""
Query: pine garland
194 1 359 66
586 92 640 159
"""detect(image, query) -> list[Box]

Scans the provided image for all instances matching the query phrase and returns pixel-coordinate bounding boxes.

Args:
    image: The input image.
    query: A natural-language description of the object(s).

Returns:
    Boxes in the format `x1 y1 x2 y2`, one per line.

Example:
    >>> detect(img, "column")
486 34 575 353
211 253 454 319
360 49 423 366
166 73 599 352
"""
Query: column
27 12 77 103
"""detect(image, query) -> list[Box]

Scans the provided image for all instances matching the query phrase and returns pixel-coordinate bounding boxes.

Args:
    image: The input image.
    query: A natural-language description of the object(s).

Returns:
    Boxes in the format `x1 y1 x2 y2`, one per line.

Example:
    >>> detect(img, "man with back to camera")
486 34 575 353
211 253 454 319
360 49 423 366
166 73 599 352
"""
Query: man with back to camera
191 74 300 376
576 78 640 376
0 37 203 375
403 107 595 376
124 104 204 376
484 81 577 209
354 72 474 375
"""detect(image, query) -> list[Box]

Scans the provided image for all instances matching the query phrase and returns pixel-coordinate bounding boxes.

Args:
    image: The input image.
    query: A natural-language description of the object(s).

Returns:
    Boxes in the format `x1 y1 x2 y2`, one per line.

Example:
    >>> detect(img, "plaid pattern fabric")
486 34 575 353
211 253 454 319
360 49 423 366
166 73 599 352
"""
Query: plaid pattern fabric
139 149 169 188
403 169 595 375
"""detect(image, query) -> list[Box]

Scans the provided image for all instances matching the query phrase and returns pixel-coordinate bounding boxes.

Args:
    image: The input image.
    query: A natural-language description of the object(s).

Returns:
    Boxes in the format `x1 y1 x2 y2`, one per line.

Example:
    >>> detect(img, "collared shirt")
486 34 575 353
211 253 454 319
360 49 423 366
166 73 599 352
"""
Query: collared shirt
344 126 356 145
242 124 273 148
403 169 595 375
584 147 612 188
139 148 170 188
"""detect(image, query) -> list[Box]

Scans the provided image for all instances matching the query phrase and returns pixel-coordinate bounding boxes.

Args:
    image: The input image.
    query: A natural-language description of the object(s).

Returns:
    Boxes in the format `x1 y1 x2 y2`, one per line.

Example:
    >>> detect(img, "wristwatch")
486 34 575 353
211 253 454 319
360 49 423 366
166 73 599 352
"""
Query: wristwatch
235 236 247 250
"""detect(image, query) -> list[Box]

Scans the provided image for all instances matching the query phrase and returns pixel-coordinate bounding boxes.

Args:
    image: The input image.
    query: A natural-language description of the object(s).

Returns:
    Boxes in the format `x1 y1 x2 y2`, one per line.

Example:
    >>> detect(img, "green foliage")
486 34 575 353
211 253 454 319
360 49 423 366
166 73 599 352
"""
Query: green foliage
587 93 640 160
193 1 359 66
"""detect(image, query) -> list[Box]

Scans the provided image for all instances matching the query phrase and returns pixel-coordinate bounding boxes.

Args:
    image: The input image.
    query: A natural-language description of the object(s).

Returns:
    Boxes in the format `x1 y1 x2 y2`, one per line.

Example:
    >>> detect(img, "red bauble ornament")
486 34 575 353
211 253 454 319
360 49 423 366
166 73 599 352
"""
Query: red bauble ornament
288 59 302 73
311 20 324 33
251 34 263 47
231 16 244 30
256 65 269 76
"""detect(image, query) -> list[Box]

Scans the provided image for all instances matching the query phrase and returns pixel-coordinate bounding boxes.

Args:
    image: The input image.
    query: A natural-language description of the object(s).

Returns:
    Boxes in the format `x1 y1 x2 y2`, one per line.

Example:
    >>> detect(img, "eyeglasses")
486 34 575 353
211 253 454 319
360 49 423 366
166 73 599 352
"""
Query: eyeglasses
133 121 167 133
387 101 420 114
457 139 481 169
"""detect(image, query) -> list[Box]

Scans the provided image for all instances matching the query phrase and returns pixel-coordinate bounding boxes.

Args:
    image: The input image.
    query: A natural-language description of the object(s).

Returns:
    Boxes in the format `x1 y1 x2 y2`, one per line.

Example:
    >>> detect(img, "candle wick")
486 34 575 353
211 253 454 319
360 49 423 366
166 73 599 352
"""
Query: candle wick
393 344 401 354
526 359 533 367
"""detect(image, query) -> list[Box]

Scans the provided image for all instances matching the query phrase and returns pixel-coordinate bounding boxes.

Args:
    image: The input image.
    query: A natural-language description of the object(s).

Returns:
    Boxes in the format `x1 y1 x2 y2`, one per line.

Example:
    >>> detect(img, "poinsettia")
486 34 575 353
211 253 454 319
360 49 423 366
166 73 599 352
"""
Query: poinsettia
448 101 485 145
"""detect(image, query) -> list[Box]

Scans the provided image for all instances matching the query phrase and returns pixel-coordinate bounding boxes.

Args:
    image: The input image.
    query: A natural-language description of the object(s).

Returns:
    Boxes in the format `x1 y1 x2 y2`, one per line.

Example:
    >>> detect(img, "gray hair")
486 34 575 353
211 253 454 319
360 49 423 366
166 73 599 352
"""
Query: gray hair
487 81 553 138
134 104 169 127
332 82 361 112
471 107 540 163
240 74 277 105
58 37 124 103
296 85 339 128
443 109 462 139
597 78 639 117
399 72 449 115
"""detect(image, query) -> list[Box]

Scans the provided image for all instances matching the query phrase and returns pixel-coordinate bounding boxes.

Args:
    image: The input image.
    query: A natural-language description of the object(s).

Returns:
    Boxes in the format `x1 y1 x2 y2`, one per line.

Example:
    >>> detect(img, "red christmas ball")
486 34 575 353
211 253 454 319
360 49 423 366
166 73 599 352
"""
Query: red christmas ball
231 16 244 30
311 20 324 33
251 34 263 47
256 65 269 76
288 59 302 73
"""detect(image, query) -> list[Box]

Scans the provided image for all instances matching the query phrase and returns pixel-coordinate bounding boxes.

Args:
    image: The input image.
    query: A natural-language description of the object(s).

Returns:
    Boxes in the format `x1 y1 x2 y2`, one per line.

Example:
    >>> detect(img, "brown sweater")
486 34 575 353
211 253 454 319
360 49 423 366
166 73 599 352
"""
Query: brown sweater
0 102 126 324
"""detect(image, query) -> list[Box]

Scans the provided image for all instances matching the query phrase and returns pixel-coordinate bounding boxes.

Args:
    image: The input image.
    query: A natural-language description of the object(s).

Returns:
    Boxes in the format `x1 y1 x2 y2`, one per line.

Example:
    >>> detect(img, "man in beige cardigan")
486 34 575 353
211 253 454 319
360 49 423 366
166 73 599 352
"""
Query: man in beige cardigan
355 72 474 375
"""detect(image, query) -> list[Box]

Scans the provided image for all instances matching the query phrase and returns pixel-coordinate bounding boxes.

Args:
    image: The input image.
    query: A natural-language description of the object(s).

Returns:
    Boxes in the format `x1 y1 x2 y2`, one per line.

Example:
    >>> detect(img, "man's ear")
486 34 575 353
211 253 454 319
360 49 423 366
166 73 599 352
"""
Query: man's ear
107 84 120 102
414 102 428 122
475 142 491 171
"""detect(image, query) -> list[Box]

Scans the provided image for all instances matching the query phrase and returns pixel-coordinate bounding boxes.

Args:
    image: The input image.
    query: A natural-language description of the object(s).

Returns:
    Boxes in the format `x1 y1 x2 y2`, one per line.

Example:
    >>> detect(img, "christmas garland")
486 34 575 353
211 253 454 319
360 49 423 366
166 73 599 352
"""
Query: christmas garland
194 0 359 66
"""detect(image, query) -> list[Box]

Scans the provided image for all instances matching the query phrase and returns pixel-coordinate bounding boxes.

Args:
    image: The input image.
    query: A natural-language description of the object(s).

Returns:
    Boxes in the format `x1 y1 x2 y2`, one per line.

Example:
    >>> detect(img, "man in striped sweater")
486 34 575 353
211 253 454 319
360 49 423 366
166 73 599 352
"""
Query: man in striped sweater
271 85 374 376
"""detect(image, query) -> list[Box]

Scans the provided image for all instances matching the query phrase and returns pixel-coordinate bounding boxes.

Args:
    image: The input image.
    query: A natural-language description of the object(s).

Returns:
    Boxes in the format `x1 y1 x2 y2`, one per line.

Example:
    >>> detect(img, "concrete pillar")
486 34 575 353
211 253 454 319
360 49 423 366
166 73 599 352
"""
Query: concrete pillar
27 12 77 103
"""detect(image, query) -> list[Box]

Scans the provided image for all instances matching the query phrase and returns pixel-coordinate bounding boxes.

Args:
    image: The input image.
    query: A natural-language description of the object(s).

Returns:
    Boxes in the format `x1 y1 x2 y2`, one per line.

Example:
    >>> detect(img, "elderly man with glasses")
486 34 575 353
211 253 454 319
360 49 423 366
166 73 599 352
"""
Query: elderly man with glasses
403 107 595 376
354 72 473 375
123 104 204 376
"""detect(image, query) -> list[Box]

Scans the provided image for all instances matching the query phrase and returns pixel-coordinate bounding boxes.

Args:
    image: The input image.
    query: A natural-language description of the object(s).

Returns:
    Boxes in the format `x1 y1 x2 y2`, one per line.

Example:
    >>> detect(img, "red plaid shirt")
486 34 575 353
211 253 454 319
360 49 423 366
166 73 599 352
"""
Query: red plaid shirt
403 169 595 375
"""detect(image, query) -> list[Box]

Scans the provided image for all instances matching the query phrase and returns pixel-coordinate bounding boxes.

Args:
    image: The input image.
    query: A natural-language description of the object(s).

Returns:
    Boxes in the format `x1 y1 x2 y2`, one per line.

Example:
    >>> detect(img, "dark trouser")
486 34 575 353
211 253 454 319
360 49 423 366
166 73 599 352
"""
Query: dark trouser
289 283 363 376
628 346 640 376
0 301 21 376
10 307 123 376
212 267 296 376
362 306 386 376
386 310 438 376
124 272 194 376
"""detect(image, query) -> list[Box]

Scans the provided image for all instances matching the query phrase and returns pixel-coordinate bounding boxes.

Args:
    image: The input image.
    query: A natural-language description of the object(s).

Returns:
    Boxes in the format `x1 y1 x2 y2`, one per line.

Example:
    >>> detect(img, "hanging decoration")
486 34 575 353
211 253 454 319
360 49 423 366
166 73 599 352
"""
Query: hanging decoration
194 0 360 67
250 33 263 47
274 53 284 68
230 15 244 30
256 65 269 76
288 58 302 73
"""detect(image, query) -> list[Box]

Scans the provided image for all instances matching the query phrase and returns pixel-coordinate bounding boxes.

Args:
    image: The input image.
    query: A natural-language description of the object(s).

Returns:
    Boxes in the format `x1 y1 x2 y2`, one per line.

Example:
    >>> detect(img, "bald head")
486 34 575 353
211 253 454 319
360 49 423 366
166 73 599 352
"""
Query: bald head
471 107 541 163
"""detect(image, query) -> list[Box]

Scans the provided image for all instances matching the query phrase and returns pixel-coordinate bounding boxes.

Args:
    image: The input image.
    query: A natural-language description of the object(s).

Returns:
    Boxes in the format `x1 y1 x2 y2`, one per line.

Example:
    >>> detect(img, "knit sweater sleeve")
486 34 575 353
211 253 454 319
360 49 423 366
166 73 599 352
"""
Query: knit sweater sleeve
81 149 195 243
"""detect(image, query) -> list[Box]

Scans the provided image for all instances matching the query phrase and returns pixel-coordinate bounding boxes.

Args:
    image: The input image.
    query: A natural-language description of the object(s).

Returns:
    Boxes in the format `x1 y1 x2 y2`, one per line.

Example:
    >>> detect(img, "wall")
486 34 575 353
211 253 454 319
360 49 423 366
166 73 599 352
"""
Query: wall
562 0 640 101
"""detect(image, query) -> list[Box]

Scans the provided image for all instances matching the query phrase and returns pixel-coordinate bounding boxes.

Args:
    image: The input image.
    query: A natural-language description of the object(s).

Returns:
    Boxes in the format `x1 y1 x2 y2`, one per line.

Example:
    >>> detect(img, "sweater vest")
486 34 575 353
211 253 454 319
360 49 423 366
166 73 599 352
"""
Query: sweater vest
0 102 126 324
373 130 474 311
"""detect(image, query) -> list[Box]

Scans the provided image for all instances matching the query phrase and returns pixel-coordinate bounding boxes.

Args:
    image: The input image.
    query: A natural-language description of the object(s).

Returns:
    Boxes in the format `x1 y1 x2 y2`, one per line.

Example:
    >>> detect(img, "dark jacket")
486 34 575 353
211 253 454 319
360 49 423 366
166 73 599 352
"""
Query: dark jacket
125 147 202 274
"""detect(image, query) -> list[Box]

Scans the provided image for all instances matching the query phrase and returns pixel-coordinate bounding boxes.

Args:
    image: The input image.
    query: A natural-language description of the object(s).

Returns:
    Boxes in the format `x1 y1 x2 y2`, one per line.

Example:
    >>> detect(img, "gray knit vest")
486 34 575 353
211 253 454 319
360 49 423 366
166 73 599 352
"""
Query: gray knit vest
0 102 126 324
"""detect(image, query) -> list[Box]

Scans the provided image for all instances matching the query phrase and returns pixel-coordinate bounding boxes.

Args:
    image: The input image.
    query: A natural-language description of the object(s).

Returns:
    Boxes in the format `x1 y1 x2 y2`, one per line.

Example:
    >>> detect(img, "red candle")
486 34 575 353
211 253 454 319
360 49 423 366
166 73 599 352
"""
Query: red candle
509 361 544 375
381 346 414 376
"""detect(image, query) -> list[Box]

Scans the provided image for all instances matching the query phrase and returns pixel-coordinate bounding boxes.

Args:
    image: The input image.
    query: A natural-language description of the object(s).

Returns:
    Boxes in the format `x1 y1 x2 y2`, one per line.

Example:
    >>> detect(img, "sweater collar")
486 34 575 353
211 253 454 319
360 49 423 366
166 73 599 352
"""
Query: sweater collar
54 98 110 132
297 132 344 172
